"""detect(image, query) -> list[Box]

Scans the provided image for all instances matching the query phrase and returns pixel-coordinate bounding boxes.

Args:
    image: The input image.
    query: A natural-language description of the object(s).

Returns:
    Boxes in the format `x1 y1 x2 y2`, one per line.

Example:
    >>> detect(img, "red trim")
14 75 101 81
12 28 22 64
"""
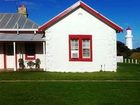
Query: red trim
25 54 36 60
69 35 92 62
90 37 93 62
3 43 7 69
39 1 123 32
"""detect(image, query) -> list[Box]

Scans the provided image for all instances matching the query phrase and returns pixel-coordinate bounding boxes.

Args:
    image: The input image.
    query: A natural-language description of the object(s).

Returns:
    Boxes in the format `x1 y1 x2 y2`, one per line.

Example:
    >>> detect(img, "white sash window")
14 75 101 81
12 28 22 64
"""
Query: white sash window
69 35 92 61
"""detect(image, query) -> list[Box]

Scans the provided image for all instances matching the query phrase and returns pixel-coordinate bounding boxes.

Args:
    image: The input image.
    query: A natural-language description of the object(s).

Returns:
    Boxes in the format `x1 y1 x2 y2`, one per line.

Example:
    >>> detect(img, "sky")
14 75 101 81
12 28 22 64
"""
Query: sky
0 0 140 48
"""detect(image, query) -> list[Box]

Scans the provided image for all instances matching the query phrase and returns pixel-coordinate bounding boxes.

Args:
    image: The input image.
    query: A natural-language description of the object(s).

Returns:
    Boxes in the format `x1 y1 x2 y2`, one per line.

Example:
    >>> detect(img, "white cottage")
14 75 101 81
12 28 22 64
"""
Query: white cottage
39 1 123 72
0 1 123 72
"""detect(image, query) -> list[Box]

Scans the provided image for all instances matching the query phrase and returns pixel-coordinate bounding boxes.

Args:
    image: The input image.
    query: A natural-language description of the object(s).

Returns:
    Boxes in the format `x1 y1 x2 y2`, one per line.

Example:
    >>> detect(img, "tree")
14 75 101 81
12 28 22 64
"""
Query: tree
117 41 131 58
132 47 140 52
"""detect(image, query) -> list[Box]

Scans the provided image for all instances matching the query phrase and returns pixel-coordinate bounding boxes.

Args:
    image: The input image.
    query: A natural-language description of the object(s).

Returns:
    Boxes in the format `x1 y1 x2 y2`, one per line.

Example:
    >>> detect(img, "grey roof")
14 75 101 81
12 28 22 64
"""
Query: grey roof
0 33 44 41
0 13 38 29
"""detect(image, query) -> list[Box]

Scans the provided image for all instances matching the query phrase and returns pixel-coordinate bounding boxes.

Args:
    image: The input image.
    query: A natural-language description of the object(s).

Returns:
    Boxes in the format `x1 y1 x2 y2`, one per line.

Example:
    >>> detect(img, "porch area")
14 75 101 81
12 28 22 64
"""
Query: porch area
0 34 46 71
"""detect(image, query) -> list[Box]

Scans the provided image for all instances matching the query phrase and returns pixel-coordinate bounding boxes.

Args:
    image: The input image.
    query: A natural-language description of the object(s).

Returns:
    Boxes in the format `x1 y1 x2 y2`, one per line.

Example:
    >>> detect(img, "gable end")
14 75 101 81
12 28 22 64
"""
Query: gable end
39 1 123 32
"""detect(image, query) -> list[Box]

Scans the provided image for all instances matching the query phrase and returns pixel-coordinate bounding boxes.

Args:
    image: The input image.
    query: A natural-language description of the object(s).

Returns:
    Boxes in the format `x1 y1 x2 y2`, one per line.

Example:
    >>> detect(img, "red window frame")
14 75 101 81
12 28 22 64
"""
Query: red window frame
25 43 36 60
69 35 92 61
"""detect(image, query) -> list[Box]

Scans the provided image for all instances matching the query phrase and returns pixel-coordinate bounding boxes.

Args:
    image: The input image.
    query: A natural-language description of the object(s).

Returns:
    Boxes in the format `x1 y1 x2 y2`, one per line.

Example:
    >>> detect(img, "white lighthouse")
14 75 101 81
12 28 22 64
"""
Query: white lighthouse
125 27 133 49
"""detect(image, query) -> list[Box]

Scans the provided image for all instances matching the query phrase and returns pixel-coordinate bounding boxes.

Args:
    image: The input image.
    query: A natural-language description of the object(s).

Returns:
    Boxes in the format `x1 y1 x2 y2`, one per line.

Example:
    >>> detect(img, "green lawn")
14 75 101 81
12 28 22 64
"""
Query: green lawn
0 82 140 105
0 63 140 105
0 63 140 80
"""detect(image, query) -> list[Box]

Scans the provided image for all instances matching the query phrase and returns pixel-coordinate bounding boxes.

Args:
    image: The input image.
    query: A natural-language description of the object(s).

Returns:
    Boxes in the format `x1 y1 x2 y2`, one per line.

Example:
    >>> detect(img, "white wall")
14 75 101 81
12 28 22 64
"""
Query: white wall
45 8 117 72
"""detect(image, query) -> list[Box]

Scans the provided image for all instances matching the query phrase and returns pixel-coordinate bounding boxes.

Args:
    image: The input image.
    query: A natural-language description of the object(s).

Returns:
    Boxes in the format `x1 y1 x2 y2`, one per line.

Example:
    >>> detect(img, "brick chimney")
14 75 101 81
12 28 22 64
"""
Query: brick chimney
18 4 28 18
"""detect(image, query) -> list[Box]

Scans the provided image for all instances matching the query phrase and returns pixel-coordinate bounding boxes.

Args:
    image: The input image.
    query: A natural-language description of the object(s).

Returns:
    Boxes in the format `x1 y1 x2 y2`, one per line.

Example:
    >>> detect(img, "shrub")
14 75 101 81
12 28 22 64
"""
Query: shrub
130 52 140 60
27 61 35 69
18 58 25 69
35 58 41 69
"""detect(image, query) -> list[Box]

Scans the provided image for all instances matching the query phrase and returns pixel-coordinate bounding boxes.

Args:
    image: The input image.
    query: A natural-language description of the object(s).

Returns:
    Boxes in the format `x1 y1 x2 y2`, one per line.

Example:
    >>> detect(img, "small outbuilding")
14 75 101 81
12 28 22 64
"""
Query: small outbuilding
39 1 123 72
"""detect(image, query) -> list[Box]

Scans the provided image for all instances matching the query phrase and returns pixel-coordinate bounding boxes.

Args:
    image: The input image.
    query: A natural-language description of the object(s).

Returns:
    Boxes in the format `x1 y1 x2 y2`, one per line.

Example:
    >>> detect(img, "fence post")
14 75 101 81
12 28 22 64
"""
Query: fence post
135 59 138 64
128 59 130 63
125 59 127 63
132 59 134 64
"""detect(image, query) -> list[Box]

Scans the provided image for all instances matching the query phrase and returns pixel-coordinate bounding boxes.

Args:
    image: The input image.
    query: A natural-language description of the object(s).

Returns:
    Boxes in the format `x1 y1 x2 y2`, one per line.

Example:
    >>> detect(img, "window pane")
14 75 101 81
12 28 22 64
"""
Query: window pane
71 39 79 58
83 49 90 57
82 39 90 58
71 39 78 50
82 40 90 49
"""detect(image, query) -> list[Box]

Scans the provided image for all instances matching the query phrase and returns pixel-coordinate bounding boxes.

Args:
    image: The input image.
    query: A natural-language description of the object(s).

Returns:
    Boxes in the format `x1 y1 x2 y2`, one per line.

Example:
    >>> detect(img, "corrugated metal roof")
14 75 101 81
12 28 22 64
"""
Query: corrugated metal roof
0 13 38 29
0 33 44 41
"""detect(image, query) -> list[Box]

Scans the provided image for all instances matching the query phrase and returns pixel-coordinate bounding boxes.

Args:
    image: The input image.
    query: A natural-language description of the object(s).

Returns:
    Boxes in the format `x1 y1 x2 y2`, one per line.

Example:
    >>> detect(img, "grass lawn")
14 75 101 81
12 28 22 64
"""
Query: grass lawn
0 63 140 105
0 63 140 80
0 82 140 105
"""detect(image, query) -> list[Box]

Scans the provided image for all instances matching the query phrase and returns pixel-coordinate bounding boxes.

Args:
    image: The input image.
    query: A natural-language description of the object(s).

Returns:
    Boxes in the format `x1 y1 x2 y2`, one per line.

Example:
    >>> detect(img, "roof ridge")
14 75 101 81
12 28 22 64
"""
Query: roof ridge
39 1 80 29
39 1 123 32
79 1 123 30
